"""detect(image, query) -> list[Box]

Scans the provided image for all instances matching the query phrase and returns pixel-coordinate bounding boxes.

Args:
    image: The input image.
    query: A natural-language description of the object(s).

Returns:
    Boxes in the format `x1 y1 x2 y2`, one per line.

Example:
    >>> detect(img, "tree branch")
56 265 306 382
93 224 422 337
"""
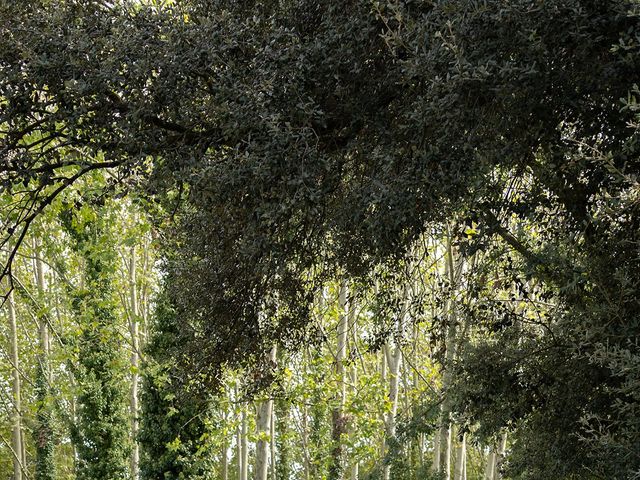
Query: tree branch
1 159 126 303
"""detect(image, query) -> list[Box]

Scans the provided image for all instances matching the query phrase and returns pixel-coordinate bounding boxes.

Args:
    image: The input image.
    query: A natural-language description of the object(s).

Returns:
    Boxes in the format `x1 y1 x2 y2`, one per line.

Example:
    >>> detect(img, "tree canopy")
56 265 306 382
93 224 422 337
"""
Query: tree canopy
2 1 640 479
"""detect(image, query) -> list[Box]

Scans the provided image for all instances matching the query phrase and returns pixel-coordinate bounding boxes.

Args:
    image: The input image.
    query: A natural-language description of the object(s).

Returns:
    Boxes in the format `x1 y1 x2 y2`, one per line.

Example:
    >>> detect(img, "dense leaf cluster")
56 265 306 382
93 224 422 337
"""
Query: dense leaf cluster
63 205 132 480
139 294 212 480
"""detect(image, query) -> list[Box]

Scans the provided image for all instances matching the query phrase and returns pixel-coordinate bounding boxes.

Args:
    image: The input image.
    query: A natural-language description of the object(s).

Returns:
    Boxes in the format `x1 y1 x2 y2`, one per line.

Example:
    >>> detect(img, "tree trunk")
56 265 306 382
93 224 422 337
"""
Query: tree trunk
383 343 402 480
236 384 244 480
255 346 277 480
34 239 54 480
437 233 459 480
380 349 387 462
241 406 249 480
348 296 358 480
484 448 496 480
329 281 348 480
432 427 442 473
411 322 422 470
445 425 453 480
8 289 25 480
129 247 140 480
221 414 229 480
454 432 466 480
383 277 410 480
270 401 276 480
221 444 229 480
302 349 310 480
463 443 467 480
495 432 507 479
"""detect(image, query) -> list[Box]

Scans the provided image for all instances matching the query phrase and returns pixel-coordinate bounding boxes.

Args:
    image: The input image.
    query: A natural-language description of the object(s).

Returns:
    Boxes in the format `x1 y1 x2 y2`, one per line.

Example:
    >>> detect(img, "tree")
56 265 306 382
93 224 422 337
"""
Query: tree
138 292 212 480
6 288 26 480
63 202 132 480
33 237 55 480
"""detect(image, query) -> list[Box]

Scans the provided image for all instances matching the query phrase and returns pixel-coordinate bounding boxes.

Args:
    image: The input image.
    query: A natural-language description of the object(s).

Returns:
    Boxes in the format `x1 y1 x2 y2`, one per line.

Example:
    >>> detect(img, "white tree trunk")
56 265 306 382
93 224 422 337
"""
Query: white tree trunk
255 401 269 480
34 239 50 379
337 282 348 406
8 290 25 480
270 403 276 480
439 233 460 480
380 349 387 461
236 426 241 480
484 449 496 480
129 247 140 480
241 406 249 480
330 281 349 479
302 349 310 480
463 442 467 480
495 432 508 479
382 343 402 480
432 427 442 473
445 425 453 480
220 387 228 480
348 296 358 480
255 346 277 480
454 432 466 480
221 437 228 480
236 384 244 480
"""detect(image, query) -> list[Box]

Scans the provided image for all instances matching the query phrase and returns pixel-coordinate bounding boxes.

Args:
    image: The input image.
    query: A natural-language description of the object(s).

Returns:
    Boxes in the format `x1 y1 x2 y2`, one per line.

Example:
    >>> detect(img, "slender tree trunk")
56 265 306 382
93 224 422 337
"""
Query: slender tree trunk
35 240 50 379
436 233 459 480
8 289 25 480
221 406 229 480
241 406 249 480
432 427 442 473
236 385 243 480
462 445 467 480
302 383 310 479
454 432 466 480
411 321 424 470
221 442 229 480
383 343 402 480
34 239 54 480
463 445 467 480
302 349 310 480
270 402 276 480
329 282 348 480
495 432 507 479
484 447 496 480
236 426 241 480
348 296 358 480
255 346 277 480
129 247 140 480
380 349 387 462
445 425 453 480
140 240 150 346
383 278 410 480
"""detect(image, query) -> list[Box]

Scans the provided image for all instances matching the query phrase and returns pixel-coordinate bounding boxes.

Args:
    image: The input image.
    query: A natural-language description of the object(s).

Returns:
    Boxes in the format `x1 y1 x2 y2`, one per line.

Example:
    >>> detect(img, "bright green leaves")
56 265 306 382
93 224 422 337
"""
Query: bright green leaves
65 203 132 480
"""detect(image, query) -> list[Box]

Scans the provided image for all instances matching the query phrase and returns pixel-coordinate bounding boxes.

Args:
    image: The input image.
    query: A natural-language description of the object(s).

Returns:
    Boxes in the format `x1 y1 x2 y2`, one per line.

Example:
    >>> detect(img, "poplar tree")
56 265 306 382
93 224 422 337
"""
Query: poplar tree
63 203 131 480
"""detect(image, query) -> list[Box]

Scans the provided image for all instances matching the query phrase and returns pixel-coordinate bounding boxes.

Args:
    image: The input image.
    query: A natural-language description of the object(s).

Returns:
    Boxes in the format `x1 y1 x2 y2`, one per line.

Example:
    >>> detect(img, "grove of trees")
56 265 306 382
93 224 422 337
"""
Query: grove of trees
1 0 639 479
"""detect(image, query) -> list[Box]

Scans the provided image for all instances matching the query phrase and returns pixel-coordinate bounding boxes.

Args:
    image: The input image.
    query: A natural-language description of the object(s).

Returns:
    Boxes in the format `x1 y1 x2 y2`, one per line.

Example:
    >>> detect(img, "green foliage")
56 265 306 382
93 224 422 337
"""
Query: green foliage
379 396 440 480
64 204 132 480
34 369 55 480
275 396 292 479
2 0 640 478
139 293 213 480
